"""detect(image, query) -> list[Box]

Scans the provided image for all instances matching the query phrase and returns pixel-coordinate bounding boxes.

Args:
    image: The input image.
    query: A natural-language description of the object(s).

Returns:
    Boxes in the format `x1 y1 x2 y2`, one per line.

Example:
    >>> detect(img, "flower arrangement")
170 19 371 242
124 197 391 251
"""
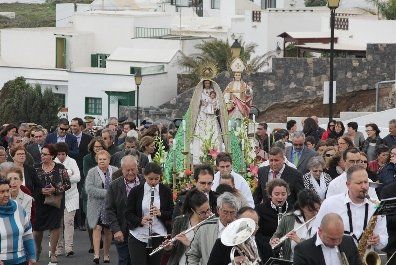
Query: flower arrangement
153 136 167 166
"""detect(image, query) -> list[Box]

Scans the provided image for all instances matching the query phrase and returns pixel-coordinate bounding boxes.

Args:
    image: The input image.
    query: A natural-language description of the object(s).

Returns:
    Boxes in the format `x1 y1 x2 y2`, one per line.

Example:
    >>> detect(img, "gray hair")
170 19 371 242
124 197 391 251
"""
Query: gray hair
217 192 241 211
307 156 326 170
120 155 138 168
0 162 14 172
101 128 116 142
346 164 366 181
389 119 396 126
292 131 305 140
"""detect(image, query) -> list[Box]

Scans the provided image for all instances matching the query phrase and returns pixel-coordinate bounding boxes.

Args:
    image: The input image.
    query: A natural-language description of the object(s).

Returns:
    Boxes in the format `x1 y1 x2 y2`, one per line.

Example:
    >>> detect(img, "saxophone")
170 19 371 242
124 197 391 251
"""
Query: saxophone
357 196 381 265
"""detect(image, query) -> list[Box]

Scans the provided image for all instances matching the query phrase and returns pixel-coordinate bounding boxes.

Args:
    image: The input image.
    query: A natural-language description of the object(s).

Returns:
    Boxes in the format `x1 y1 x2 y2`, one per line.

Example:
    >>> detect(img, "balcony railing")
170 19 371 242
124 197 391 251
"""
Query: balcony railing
135 27 171 38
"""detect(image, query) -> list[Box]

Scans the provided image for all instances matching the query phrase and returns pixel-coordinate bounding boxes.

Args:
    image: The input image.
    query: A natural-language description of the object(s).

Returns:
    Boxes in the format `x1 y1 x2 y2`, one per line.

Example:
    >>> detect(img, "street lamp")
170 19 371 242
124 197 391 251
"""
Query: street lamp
327 0 340 121
134 68 142 126
231 39 242 58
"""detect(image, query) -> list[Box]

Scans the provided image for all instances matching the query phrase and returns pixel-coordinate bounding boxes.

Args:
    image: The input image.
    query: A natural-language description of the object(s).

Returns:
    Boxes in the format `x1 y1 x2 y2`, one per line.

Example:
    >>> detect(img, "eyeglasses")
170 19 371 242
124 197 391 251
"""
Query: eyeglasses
59 127 69 131
196 209 211 217
325 153 334 157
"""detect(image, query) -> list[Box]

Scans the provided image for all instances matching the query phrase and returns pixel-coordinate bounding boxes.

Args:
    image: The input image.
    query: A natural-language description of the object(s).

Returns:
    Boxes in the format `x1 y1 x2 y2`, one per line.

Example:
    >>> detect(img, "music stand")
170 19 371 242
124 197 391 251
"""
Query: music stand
373 197 396 216
264 257 292 265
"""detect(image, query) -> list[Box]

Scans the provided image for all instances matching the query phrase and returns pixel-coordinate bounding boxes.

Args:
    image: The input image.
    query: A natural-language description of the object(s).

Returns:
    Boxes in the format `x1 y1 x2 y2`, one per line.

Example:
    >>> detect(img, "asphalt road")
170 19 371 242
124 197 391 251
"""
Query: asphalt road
38 229 118 265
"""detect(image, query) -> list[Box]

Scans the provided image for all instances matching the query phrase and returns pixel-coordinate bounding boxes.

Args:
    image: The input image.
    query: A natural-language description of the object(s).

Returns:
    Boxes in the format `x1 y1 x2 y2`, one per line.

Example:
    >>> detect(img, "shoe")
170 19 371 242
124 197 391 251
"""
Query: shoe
88 248 94 253
50 255 58 263
103 255 110 263
93 257 100 264
66 251 74 257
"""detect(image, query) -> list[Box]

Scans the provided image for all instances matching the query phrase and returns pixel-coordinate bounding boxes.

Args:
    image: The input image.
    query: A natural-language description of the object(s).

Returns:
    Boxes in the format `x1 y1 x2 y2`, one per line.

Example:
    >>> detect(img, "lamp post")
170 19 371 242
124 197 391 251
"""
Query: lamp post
134 69 142 126
231 39 242 59
327 0 340 121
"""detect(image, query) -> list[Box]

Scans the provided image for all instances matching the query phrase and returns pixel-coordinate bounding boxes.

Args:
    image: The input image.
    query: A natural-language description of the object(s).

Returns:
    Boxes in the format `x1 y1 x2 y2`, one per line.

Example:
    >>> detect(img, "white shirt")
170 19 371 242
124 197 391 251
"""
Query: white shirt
130 183 167 243
315 233 342 265
269 164 286 181
260 157 297 169
311 192 388 250
218 220 226 238
212 171 254 207
325 172 378 200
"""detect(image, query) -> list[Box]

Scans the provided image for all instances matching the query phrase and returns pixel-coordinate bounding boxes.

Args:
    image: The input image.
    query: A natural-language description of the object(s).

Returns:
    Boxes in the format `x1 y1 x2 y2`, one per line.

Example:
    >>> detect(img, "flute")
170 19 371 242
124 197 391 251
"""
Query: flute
149 213 215 256
272 216 316 249
147 187 155 249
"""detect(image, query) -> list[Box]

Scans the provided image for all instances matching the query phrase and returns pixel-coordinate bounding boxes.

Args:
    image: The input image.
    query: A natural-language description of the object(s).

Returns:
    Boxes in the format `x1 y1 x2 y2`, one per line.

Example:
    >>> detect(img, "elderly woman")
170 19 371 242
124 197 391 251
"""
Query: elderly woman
270 189 321 261
302 156 332 200
85 150 117 263
33 144 70 263
6 166 33 220
0 177 36 265
11 146 38 195
54 142 81 257
139 136 156 162
83 137 106 253
363 123 385 162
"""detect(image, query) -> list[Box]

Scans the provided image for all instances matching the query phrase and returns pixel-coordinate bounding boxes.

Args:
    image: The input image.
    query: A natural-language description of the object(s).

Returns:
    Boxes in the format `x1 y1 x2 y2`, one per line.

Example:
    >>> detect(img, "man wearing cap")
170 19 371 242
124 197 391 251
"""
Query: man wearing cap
83 116 95 137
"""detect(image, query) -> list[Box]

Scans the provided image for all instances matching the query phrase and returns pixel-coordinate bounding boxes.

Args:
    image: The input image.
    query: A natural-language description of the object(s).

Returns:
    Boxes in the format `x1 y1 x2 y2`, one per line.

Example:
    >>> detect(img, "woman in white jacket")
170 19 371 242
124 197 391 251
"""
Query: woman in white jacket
55 142 81 256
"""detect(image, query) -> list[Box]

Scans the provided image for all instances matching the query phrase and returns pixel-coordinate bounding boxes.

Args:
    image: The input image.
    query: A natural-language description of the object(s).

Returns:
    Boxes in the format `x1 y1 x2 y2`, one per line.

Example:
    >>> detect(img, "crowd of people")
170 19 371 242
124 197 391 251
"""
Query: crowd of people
0 115 395 265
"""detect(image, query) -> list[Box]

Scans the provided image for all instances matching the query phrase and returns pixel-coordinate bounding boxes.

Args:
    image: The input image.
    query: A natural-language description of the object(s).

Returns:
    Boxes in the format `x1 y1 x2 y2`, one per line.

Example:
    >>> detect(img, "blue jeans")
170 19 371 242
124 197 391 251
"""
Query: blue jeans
115 241 132 265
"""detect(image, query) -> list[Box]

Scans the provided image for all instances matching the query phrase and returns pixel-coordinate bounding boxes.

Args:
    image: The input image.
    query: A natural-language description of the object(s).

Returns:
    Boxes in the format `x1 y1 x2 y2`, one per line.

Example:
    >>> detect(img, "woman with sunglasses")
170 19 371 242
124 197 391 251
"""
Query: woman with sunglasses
302 156 332 200
166 188 211 265
270 189 321 261
320 120 336 141
33 144 70 263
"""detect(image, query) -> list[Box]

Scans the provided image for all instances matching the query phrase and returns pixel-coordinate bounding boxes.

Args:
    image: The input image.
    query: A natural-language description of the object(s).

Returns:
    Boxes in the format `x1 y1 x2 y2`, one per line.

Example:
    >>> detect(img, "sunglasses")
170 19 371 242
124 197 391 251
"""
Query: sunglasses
325 153 334 157
59 127 69 131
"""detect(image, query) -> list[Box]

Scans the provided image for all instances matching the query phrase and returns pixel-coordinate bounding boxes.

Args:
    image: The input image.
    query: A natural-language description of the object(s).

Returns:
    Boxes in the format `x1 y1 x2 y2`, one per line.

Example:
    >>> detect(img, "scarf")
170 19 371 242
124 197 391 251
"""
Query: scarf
310 173 327 200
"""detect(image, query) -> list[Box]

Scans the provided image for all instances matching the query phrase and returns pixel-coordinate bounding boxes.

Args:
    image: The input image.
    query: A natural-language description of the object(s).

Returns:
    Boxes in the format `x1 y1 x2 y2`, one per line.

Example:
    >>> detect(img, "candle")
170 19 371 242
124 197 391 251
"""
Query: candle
241 138 245 151
172 138 177 151
182 120 186 151
252 114 255 123
228 120 232 132
182 120 186 132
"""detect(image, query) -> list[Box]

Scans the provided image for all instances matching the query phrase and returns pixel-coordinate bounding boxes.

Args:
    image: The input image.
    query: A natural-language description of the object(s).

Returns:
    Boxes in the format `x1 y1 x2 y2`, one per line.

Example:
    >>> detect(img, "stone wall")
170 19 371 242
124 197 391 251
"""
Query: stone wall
120 43 396 123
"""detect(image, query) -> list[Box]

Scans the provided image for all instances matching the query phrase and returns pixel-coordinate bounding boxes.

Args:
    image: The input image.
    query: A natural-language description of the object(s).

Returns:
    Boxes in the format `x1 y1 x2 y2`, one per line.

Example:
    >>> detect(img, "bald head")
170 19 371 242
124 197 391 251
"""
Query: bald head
121 155 138 182
318 213 344 248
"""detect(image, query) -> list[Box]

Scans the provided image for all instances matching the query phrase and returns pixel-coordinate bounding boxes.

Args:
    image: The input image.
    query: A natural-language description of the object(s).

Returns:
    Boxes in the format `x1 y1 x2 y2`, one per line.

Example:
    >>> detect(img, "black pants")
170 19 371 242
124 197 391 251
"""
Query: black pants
128 234 164 265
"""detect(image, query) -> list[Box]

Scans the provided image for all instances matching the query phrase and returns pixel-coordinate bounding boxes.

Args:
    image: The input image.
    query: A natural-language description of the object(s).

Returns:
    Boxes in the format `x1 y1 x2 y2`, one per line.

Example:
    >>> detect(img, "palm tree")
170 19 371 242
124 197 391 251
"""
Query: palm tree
178 39 268 84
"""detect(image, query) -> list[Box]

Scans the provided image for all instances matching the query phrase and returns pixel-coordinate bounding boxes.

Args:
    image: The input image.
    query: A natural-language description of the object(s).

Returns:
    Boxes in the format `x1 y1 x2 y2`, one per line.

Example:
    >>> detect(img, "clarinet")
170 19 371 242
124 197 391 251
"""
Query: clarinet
277 205 284 259
147 187 155 249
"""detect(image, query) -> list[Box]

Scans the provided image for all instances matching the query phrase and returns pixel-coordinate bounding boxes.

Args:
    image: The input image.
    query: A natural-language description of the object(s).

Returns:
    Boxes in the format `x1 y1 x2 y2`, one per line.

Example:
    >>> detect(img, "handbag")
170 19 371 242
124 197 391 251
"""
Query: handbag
44 194 62 209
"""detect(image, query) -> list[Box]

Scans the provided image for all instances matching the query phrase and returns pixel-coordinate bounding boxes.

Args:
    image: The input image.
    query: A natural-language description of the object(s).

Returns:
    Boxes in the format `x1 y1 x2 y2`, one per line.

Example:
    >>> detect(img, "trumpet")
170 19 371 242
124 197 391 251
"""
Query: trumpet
271 216 316 249
149 213 215 256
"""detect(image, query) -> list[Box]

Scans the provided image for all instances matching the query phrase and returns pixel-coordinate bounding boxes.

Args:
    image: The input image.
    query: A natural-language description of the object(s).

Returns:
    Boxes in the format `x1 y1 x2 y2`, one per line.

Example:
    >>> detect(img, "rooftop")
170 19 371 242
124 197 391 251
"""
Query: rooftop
107 47 179 63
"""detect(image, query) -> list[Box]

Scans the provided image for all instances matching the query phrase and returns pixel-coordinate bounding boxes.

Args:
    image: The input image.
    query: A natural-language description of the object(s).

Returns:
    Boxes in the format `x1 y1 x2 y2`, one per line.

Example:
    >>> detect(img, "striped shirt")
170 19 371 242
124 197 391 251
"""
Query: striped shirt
0 199 36 264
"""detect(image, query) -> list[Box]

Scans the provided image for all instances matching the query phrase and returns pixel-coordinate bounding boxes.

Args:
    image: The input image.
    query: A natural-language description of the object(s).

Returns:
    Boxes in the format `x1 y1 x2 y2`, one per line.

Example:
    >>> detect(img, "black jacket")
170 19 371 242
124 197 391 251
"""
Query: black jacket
381 182 396 255
207 237 273 265
254 165 304 207
105 175 143 236
294 234 362 265
125 183 174 233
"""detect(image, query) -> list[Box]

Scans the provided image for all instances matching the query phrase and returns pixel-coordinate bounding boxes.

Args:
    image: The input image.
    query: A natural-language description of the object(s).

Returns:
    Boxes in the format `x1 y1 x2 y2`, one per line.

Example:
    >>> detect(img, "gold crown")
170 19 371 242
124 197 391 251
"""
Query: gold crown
197 62 218 80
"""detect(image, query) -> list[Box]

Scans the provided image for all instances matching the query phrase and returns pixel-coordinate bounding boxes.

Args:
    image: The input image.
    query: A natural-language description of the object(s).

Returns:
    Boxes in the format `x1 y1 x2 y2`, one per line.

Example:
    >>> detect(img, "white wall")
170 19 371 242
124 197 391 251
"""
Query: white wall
1 29 56 68
56 3 92 27
68 33 95 69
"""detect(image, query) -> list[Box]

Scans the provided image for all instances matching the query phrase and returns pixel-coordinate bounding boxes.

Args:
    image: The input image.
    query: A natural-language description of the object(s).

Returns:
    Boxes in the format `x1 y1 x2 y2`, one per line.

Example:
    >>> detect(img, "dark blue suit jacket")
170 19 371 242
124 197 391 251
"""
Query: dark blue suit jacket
44 132 79 159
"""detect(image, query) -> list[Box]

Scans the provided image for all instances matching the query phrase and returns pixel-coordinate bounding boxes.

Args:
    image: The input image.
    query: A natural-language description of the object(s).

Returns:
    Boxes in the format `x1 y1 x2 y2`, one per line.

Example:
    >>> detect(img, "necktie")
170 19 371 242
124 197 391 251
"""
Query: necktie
293 151 300 166
273 171 278 179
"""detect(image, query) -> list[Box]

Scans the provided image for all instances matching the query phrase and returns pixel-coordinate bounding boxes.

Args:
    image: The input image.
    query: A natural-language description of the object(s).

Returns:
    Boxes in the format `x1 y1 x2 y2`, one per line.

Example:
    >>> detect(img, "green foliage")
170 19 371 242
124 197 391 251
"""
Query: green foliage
373 0 396 20
178 39 268 84
305 0 326 7
0 77 61 128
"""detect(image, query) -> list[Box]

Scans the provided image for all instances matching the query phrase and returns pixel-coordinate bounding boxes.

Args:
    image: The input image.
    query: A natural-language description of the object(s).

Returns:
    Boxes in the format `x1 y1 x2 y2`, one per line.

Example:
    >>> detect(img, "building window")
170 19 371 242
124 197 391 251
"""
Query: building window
261 0 276 9
85 97 102 115
91 54 109 68
54 93 66 107
211 0 219 9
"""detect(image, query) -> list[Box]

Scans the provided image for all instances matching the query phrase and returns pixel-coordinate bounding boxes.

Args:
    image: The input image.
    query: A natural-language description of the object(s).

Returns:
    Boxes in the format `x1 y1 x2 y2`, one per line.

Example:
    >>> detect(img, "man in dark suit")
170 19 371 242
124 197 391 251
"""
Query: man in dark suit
285 131 317 174
254 146 304 206
207 207 272 265
26 128 46 166
381 181 396 259
44 118 79 159
294 213 362 265
70 117 93 230
106 156 142 265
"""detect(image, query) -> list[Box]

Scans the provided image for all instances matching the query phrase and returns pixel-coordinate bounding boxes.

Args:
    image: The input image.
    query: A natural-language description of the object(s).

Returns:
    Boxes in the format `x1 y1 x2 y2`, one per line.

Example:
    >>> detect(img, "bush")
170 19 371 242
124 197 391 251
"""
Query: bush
305 0 326 7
